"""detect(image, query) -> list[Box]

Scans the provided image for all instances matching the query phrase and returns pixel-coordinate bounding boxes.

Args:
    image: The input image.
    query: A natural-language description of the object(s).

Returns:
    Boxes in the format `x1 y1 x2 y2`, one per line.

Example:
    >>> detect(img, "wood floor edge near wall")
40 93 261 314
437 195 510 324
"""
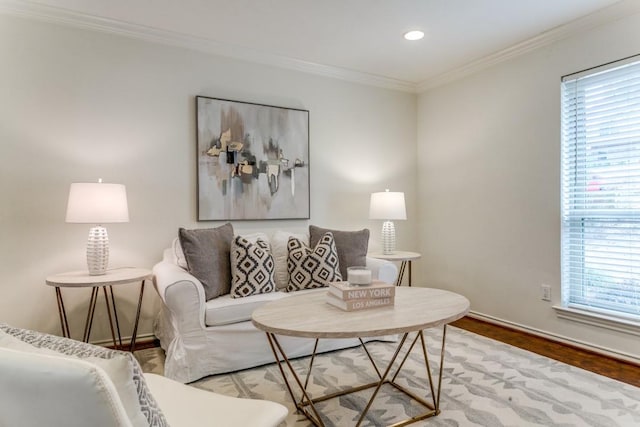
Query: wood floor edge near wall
451 316 640 388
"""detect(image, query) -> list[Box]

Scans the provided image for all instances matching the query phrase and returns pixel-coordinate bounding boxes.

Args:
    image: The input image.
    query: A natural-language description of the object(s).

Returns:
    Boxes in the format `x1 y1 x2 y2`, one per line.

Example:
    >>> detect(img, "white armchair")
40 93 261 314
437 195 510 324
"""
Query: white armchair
0 324 288 427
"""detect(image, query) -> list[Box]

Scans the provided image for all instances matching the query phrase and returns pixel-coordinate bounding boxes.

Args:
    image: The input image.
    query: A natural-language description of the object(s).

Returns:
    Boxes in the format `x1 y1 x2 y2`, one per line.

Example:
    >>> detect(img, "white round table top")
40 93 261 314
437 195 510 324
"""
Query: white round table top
45 267 152 288
252 287 470 339
367 251 421 261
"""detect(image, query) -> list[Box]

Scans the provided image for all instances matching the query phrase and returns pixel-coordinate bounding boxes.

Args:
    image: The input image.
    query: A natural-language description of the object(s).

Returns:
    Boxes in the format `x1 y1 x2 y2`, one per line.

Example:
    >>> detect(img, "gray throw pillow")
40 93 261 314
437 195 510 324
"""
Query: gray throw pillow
309 225 369 279
179 223 234 300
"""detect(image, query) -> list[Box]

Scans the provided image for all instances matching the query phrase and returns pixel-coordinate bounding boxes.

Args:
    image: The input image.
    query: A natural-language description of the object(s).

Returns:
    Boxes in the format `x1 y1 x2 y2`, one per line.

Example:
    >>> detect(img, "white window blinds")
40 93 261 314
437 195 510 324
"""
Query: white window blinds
561 56 640 320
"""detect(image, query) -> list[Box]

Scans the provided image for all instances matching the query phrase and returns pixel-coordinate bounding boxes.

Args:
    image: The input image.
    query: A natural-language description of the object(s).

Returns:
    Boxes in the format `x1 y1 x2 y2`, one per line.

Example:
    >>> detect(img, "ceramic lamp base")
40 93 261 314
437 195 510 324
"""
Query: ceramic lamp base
381 220 396 255
87 226 109 275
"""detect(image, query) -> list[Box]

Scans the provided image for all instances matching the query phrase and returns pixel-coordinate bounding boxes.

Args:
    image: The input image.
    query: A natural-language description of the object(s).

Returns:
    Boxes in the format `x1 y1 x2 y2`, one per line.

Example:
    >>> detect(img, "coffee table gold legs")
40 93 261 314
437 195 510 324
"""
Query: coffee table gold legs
355 333 410 426
266 333 325 425
436 325 447 412
359 337 383 379
265 325 449 427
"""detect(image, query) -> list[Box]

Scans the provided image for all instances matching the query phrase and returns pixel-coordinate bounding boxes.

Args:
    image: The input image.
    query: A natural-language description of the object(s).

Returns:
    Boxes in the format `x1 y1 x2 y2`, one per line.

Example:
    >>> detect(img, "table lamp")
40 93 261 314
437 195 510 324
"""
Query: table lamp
65 179 129 275
369 189 406 254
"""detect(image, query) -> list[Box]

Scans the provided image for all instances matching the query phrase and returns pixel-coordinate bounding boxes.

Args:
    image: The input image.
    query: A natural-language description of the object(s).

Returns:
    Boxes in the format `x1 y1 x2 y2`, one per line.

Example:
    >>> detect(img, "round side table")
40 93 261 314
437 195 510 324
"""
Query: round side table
368 251 421 286
45 267 151 351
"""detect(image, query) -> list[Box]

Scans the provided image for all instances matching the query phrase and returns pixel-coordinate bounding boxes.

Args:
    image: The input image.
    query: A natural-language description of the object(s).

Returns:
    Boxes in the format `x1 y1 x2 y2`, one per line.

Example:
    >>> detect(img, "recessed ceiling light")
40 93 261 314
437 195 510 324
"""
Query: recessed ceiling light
403 30 424 41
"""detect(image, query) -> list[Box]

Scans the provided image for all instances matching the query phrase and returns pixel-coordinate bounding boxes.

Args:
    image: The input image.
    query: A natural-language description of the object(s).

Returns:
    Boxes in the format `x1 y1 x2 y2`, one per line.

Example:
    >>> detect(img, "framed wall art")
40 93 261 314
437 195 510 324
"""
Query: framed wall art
196 96 310 220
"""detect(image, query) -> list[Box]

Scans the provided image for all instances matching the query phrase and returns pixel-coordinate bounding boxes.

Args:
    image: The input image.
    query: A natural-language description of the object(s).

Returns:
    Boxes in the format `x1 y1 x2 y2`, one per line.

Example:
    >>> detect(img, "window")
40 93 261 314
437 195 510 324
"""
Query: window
561 55 640 327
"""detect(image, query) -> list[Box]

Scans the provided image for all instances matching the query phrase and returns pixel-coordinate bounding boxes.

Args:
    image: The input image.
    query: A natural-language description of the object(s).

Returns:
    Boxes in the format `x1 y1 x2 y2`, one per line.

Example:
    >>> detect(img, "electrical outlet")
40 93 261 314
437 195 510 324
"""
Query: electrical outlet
541 284 551 301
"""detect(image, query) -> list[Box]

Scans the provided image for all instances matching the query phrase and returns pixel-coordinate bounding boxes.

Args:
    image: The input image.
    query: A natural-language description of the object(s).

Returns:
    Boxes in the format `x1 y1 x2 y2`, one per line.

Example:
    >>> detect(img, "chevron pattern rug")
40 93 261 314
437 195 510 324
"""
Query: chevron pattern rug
135 326 639 426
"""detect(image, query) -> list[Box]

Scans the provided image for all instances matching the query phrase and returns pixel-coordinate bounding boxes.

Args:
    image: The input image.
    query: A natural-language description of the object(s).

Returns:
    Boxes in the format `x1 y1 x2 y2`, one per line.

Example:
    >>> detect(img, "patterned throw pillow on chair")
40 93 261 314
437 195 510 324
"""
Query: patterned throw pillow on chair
287 232 342 292
230 236 276 298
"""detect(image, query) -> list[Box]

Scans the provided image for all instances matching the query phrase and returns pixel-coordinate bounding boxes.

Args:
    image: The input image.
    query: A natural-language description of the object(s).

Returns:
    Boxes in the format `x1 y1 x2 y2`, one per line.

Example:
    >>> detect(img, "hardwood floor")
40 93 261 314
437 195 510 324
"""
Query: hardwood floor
451 316 640 388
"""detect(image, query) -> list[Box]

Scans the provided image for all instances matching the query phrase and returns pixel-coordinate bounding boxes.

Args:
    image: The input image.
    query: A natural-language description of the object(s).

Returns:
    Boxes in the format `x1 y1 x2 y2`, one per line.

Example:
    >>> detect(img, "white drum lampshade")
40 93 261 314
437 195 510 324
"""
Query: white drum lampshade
369 189 406 255
66 180 129 275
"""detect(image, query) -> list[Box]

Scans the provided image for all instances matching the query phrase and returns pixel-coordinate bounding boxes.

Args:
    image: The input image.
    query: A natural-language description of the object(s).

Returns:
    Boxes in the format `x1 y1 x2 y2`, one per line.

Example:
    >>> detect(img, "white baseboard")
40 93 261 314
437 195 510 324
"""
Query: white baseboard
467 311 640 365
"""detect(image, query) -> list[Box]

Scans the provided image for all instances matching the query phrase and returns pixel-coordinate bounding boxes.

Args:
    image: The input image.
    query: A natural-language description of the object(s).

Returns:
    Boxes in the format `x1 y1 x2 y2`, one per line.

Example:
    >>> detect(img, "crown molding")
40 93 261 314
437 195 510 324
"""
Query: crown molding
0 0 417 93
417 0 640 93
2 0 638 95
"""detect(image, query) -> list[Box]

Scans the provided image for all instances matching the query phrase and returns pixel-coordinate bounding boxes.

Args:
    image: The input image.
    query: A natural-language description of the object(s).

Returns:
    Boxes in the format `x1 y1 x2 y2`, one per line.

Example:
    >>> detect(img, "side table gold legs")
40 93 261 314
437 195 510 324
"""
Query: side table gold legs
53 280 146 351
395 260 413 286
83 287 100 341
54 287 70 338
129 280 145 352
265 325 449 427
368 252 420 287
102 286 121 349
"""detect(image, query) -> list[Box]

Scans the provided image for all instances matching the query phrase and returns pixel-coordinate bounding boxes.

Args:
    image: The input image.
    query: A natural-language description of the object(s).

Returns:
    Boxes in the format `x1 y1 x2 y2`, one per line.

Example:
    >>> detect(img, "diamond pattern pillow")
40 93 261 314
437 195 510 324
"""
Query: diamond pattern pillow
287 232 342 292
309 225 369 279
230 236 276 298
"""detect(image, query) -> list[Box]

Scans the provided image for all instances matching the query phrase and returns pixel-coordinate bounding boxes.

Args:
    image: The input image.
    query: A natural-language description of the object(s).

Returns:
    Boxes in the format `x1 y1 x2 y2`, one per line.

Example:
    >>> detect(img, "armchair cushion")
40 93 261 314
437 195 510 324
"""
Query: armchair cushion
0 325 289 427
309 225 369 278
0 347 134 427
179 223 234 300
144 373 288 427
0 324 167 427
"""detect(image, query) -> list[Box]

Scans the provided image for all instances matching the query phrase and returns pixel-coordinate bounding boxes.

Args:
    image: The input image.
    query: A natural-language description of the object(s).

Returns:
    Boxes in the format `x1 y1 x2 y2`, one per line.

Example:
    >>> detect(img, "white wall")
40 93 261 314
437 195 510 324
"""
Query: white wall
417 12 640 359
0 15 417 343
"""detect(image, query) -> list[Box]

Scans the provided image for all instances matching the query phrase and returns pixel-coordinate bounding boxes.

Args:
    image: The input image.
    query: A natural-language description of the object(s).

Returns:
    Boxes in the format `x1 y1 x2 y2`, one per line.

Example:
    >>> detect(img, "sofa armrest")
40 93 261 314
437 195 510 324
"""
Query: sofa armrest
366 257 398 284
152 260 207 331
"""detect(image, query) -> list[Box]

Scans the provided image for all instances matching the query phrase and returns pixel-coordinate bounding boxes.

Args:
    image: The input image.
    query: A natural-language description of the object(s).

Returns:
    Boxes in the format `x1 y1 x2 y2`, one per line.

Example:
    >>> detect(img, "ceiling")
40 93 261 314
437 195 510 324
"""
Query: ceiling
3 0 638 91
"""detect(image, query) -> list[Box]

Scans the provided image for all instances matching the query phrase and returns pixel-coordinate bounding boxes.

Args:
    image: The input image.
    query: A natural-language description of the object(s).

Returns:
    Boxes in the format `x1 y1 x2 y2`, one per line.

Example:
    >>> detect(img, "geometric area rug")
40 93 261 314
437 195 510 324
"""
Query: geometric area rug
135 326 640 427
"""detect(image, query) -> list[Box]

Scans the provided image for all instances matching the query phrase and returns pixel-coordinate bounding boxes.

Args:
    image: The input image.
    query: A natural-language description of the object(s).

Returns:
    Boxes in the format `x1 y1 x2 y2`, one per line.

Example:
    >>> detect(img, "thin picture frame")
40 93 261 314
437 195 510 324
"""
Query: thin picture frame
196 96 310 220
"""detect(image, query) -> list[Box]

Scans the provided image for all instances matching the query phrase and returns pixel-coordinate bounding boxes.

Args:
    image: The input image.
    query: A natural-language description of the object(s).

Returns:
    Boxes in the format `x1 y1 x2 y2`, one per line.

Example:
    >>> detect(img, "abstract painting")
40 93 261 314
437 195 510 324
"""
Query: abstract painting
196 96 310 220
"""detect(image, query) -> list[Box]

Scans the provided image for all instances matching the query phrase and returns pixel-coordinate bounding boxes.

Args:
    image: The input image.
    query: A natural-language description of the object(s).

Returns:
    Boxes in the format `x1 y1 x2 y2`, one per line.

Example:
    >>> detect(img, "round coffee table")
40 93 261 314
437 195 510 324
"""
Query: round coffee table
252 287 470 426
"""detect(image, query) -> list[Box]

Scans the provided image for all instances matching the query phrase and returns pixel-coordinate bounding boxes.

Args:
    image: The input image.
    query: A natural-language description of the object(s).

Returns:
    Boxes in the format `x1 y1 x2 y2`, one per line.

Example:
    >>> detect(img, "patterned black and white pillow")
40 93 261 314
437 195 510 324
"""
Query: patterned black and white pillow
230 236 276 298
287 232 342 292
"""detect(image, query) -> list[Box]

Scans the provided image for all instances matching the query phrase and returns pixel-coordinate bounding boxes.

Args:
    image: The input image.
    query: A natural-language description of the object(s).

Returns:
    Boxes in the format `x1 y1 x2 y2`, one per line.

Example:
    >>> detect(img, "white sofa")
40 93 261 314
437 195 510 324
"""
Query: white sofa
0 324 288 427
153 231 398 383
